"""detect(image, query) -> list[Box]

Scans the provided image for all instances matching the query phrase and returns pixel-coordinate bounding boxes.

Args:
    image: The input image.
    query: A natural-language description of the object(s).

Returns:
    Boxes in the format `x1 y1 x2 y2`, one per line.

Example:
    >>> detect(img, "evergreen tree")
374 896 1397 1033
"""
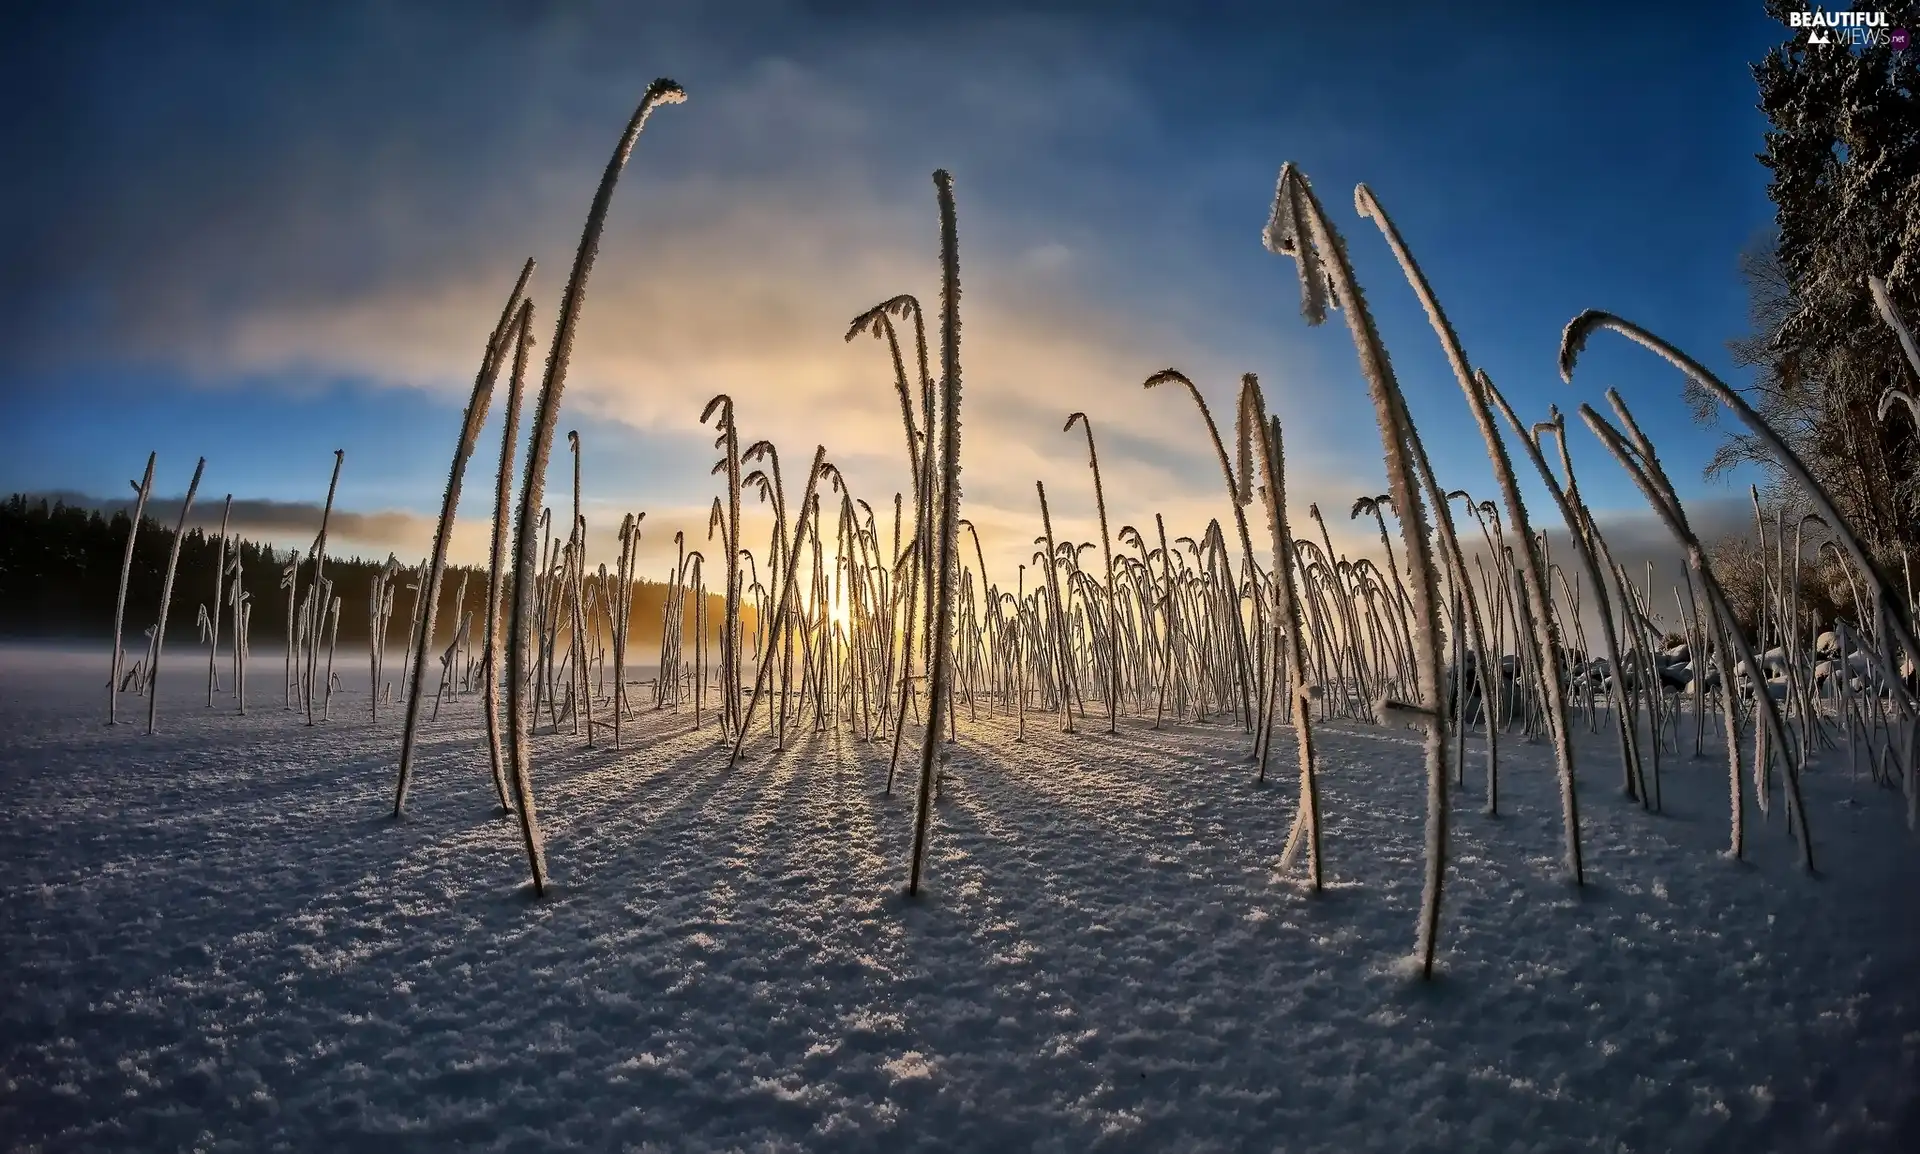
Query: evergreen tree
1703 4 1920 557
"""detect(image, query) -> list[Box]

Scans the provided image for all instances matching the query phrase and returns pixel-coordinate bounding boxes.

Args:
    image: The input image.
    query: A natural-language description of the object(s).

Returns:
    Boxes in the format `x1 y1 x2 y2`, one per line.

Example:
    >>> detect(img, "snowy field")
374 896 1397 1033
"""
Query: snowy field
4 641 1920 1152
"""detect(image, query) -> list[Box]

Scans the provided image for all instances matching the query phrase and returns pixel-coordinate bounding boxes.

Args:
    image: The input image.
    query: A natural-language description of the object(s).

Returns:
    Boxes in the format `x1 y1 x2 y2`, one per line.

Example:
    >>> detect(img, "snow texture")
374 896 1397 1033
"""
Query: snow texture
3 641 1919 1151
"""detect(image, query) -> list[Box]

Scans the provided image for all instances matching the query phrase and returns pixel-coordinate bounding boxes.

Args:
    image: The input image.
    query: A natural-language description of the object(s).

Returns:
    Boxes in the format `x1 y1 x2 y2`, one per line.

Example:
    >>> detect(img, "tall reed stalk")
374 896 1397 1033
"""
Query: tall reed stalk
109 452 156 726
147 458 206 736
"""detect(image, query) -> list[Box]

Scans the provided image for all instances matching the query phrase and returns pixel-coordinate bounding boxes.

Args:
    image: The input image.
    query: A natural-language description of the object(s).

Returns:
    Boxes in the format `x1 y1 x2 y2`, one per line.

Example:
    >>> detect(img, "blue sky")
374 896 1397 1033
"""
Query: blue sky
0 0 1792 577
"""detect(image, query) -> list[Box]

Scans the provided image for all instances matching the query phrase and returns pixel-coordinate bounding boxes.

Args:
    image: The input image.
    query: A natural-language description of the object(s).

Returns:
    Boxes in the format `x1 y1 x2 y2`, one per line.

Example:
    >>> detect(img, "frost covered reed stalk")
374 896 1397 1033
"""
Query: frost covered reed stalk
1035 482 1075 734
395 259 534 816
1515 402 1644 800
229 540 248 714
1562 310 1920 688
147 457 206 736
206 495 231 707
701 395 744 739
731 446 830 769
1265 164 1450 977
503 77 685 895
109 452 156 726
1358 190 1578 858
482 298 533 812
1064 412 1120 733
322 594 342 721
1238 374 1323 889
305 450 344 727
566 434 596 745
1574 388 1813 870
908 169 965 898
1130 370 1269 735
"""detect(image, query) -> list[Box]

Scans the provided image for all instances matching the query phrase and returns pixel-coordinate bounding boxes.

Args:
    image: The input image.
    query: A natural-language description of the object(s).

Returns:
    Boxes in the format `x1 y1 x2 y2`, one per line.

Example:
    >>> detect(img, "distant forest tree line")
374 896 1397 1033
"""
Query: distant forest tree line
0 495 740 652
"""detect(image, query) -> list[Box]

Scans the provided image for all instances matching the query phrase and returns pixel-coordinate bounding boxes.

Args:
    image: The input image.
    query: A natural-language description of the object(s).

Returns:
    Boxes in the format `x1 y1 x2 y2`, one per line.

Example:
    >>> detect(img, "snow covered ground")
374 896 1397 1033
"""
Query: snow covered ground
4 641 1919 1152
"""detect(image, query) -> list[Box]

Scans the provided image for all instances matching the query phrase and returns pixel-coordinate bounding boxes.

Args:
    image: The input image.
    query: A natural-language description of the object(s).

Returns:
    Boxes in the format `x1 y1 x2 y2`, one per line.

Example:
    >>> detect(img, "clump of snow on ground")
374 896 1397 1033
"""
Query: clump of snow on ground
2 642 1918 1150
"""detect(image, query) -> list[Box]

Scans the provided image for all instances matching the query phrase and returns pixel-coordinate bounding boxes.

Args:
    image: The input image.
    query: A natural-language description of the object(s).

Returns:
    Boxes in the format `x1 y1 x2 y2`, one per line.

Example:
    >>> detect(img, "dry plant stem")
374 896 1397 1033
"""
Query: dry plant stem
483 297 534 813
1577 395 1812 871
207 495 232 706
504 78 686 896
1490 381 1643 803
322 595 341 720
909 169 964 897
1265 164 1450 976
1064 413 1120 733
305 451 344 727
1036 482 1075 733
1243 380 1322 890
395 258 533 816
110 452 157 725
1141 371 1261 735
147 458 206 736
730 446 830 769
1561 310 1920 685
1358 190 1580 880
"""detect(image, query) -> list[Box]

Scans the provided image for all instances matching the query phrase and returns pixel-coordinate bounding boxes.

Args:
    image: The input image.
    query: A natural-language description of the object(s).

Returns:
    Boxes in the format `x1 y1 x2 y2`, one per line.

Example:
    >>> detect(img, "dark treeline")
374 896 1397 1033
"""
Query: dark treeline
0 494 735 653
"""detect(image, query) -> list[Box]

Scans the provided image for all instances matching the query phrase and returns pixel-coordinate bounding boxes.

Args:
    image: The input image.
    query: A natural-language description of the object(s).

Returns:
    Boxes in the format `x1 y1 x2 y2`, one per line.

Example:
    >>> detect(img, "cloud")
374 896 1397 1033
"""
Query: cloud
1 1 1757 604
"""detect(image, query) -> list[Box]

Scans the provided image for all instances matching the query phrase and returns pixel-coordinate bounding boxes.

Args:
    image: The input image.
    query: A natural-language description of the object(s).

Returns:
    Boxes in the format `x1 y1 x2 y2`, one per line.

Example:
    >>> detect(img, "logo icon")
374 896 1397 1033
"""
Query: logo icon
1810 27 1832 43
1894 27 1911 50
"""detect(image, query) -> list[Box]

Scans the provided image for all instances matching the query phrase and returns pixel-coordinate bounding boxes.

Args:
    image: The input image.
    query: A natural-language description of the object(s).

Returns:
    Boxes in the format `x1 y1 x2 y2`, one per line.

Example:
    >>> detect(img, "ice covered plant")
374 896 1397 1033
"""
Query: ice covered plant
147 458 205 736
504 78 685 895
700 394 744 739
1870 274 1920 381
109 451 156 726
1063 412 1120 733
1238 374 1324 889
322 594 342 721
1035 481 1075 734
1561 310 1920 682
1265 163 1451 977
1141 371 1262 735
614 509 644 749
1357 186 1582 881
395 258 534 817
204 495 232 707
228 539 248 714
482 298 534 812
908 169 965 898
305 450 344 726
730 445 830 769
1575 388 1813 869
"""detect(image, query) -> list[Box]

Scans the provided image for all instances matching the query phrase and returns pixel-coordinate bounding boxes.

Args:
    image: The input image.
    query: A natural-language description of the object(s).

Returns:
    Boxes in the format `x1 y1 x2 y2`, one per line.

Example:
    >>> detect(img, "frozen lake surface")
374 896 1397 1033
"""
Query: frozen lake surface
3 642 1919 1151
